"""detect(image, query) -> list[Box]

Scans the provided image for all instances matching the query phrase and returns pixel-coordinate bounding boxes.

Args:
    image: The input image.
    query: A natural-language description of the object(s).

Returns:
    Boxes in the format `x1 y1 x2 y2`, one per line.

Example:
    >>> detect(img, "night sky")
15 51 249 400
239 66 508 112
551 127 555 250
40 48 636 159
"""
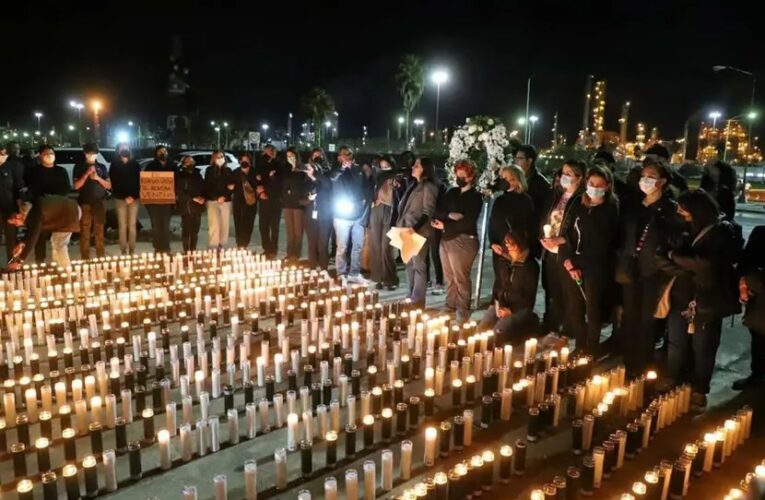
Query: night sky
3 1 764 144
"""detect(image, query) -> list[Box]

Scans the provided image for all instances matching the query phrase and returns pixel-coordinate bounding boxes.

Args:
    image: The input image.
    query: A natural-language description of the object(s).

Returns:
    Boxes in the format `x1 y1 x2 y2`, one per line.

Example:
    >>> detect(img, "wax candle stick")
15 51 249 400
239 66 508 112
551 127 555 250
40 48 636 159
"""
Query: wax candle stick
214 474 228 500
346 469 359 500
274 448 287 490
424 426 438 466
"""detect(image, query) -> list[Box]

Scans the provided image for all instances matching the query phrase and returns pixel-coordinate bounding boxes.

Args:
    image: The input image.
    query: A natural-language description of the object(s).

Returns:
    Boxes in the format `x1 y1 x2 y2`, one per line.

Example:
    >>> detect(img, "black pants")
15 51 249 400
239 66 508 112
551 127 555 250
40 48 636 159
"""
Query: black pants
180 213 202 252
283 208 305 260
306 215 332 270
561 266 609 357
426 228 444 286
369 204 398 285
147 204 173 253
233 202 257 248
621 275 662 375
1 211 18 263
259 200 281 257
542 252 566 333
749 329 765 377
667 306 722 394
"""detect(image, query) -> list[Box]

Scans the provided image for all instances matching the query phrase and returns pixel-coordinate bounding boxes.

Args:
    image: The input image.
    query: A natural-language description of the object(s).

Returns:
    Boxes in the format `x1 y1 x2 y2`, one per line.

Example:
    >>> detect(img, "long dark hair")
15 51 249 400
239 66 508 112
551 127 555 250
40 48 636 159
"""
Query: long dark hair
417 156 436 181
677 189 720 236
286 147 304 171
584 164 618 205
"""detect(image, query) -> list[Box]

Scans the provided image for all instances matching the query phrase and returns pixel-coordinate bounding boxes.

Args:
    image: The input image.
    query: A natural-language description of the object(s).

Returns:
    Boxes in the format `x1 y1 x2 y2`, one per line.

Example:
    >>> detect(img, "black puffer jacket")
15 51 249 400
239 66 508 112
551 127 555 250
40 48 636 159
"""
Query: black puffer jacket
175 167 205 216
493 254 539 313
281 169 313 209
203 164 234 201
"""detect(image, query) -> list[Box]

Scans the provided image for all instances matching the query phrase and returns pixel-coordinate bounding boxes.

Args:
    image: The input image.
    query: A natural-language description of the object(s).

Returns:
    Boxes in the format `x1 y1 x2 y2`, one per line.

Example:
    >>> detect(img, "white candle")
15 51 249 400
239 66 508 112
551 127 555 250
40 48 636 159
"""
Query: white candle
228 409 239 445
213 474 227 500
209 416 221 452
381 449 393 491
259 399 270 433
364 460 376 500
121 389 133 422
158 429 172 469
274 448 287 490
324 477 338 500
183 485 198 500
463 409 473 446
703 433 715 472
103 449 118 491
25 388 38 423
244 459 257 500
424 426 437 466
400 439 413 480
287 412 299 451
3 392 15 427
180 424 193 461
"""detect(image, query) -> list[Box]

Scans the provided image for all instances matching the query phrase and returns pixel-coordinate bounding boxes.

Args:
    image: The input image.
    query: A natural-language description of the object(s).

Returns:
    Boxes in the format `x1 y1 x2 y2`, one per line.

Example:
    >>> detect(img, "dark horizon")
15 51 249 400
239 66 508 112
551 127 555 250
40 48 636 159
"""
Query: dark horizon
3 1 764 145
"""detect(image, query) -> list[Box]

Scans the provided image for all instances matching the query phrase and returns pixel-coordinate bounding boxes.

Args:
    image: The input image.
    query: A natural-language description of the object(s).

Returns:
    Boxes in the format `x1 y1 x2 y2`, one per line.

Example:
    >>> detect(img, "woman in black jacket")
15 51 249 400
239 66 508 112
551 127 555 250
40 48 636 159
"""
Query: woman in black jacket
232 153 259 248
617 159 685 376
282 147 313 262
700 160 736 222
657 189 739 411
304 149 333 270
539 159 586 336
175 156 206 252
204 150 235 249
734 225 765 390
109 143 142 255
482 231 540 344
559 165 619 356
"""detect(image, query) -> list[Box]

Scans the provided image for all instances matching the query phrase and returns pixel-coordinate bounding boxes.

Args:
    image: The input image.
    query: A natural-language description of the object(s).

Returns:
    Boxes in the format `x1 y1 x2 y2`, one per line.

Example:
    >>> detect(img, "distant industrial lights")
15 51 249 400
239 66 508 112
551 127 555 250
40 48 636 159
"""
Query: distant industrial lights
529 115 539 123
413 118 425 126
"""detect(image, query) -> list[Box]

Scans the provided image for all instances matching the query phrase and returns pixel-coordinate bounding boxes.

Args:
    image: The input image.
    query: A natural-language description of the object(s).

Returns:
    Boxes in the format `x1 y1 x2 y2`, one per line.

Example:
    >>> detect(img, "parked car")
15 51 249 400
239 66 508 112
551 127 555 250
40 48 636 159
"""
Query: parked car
174 151 240 177
50 147 116 182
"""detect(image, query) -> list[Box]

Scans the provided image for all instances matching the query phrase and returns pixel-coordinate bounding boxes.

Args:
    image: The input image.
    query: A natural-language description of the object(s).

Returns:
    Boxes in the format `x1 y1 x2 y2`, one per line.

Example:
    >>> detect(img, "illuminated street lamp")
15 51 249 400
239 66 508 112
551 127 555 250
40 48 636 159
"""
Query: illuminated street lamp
709 111 722 129
397 116 405 140
413 118 425 144
34 112 43 134
431 68 449 140
529 115 539 145
214 126 221 149
91 100 102 145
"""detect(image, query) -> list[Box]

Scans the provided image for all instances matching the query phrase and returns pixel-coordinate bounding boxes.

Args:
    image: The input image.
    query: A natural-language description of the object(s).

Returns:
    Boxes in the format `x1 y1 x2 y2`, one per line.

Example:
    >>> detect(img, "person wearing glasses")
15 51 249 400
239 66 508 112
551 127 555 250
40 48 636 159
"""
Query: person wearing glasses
513 144 552 259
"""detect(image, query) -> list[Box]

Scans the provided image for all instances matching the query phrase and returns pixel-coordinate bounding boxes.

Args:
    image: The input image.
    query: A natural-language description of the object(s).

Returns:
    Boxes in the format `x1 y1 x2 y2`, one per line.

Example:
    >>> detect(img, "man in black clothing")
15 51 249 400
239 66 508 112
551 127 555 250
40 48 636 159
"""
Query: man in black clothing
232 154 259 248
0 145 24 262
255 145 283 258
143 145 175 253
305 150 333 270
73 143 111 259
369 155 402 289
109 144 142 255
734 225 765 390
25 145 72 263
514 144 552 257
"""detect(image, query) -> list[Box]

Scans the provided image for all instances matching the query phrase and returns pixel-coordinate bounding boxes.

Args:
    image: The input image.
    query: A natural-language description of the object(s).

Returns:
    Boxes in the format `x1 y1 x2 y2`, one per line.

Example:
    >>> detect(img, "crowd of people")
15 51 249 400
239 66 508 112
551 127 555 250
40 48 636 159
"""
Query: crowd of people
0 140 763 412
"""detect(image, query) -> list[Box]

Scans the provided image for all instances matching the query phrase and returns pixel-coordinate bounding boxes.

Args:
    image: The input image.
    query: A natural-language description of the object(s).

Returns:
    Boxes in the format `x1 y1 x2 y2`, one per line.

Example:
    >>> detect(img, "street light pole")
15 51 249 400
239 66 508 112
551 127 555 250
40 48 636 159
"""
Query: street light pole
34 112 42 134
287 113 293 146
524 75 532 143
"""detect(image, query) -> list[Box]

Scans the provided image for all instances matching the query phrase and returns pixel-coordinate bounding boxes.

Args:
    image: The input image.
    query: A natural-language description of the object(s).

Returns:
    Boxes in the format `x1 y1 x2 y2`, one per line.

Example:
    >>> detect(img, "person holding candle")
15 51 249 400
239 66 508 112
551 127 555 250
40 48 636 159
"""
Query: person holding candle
733 225 765 390
204 150 235 249
396 157 439 307
558 165 619 357
369 155 404 290
657 189 740 411
282 147 313 263
109 143 142 255
480 231 539 344
72 143 111 259
431 159 483 323
231 153 259 248
304 148 334 270
255 144 284 259
617 158 684 376
143 145 175 253
175 156 206 252
539 159 586 338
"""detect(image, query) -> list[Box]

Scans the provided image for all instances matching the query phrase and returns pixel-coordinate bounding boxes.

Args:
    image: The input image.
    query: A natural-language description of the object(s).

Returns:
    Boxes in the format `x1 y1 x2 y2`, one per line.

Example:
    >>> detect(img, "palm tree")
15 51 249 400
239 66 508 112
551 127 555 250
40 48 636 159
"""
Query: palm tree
396 54 425 142
301 87 336 146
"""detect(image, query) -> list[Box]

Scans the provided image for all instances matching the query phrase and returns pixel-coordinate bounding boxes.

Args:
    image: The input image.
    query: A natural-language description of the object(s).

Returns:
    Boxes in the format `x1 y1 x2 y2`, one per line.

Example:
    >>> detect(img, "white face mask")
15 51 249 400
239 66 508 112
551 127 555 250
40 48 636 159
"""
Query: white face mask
639 177 658 195
560 174 575 189
586 186 606 199
215 158 225 167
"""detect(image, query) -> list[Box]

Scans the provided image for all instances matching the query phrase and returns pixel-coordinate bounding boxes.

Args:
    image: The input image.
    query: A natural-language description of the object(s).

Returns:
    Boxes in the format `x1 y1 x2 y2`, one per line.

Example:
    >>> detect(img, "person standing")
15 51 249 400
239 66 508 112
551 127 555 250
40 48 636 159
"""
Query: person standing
734 225 765 390
431 160 483 322
255 145 283 259
617 159 684 376
658 190 739 411
175 156 205 252
0 144 24 262
109 143 141 255
396 157 439 307
72 143 110 259
700 160 736 222
204 150 234 249
369 155 402 290
514 144 552 256
304 149 333 270
331 146 371 284
143 145 175 253
232 153 259 248
489 165 535 279
282 147 312 262
24 145 73 265
558 165 620 356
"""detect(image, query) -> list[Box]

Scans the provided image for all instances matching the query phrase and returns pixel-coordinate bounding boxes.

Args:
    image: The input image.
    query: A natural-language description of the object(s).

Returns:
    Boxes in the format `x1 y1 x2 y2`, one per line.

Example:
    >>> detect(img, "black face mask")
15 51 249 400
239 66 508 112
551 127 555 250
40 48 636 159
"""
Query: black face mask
495 179 510 192
158 153 168 161
119 150 130 158
241 161 251 169
456 178 468 188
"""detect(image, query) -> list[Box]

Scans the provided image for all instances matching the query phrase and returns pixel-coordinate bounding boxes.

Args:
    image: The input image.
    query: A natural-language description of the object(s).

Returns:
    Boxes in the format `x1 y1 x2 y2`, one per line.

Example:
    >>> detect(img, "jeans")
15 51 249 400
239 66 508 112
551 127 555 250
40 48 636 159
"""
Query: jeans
79 200 106 259
147 204 173 253
181 213 202 252
114 198 139 254
333 217 365 277
369 204 398 285
440 234 479 322
405 236 431 307
306 214 332 270
233 203 257 248
284 208 305 260
668 305 722 394
207 201 232 248
259 200 281 257
51 232 72 268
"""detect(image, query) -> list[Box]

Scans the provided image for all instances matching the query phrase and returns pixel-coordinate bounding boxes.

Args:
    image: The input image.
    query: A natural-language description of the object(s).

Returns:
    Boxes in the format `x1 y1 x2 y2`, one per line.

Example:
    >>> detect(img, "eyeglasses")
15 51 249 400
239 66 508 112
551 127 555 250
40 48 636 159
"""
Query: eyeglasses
514 156 528 161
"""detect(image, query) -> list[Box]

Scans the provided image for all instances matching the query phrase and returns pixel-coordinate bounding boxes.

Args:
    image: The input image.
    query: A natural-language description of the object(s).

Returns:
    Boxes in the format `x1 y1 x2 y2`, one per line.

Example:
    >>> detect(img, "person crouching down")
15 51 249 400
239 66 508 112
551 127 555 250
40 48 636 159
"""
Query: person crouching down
7 195 80 270
480 231 540 344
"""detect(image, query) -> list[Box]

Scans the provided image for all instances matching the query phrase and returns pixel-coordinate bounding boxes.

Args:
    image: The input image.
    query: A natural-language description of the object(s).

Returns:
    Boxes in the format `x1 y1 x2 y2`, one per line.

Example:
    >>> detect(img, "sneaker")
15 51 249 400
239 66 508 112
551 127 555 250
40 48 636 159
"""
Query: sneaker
375 282 383 290
690 392 707 413
732 375 764 391
348 274 369 285
385 284 398 291
432 284 444 295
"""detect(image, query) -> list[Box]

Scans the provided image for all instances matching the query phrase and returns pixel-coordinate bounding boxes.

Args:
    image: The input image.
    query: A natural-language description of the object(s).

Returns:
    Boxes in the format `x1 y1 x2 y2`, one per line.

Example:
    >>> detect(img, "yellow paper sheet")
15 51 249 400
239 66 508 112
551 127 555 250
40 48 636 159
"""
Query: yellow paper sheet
386 227 427 264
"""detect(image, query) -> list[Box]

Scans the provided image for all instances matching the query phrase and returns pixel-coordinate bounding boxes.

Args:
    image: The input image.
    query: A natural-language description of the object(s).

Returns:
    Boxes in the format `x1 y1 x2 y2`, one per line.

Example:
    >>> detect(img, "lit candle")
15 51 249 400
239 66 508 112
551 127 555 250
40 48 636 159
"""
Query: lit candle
158 429 172 469
464 409 474 447
424 426 438 466
287 412 299 451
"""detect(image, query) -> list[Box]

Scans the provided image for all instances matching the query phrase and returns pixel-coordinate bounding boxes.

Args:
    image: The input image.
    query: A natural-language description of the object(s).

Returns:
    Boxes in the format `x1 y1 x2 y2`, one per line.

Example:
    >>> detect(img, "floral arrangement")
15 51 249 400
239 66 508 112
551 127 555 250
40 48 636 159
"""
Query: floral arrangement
446 115 511 197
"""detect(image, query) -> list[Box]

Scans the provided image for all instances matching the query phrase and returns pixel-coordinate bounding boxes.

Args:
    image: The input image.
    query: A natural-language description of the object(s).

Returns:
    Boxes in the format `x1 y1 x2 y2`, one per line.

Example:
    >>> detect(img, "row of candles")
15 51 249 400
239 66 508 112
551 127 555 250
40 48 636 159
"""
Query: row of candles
615 406 755 500
722 459 765 500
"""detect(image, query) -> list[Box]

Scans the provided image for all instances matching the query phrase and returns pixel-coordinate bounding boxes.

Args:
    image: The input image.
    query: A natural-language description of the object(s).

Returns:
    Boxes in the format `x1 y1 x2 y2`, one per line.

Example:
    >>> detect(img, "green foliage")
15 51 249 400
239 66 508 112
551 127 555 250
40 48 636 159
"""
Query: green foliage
396 55 425 140
301 87 336 147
